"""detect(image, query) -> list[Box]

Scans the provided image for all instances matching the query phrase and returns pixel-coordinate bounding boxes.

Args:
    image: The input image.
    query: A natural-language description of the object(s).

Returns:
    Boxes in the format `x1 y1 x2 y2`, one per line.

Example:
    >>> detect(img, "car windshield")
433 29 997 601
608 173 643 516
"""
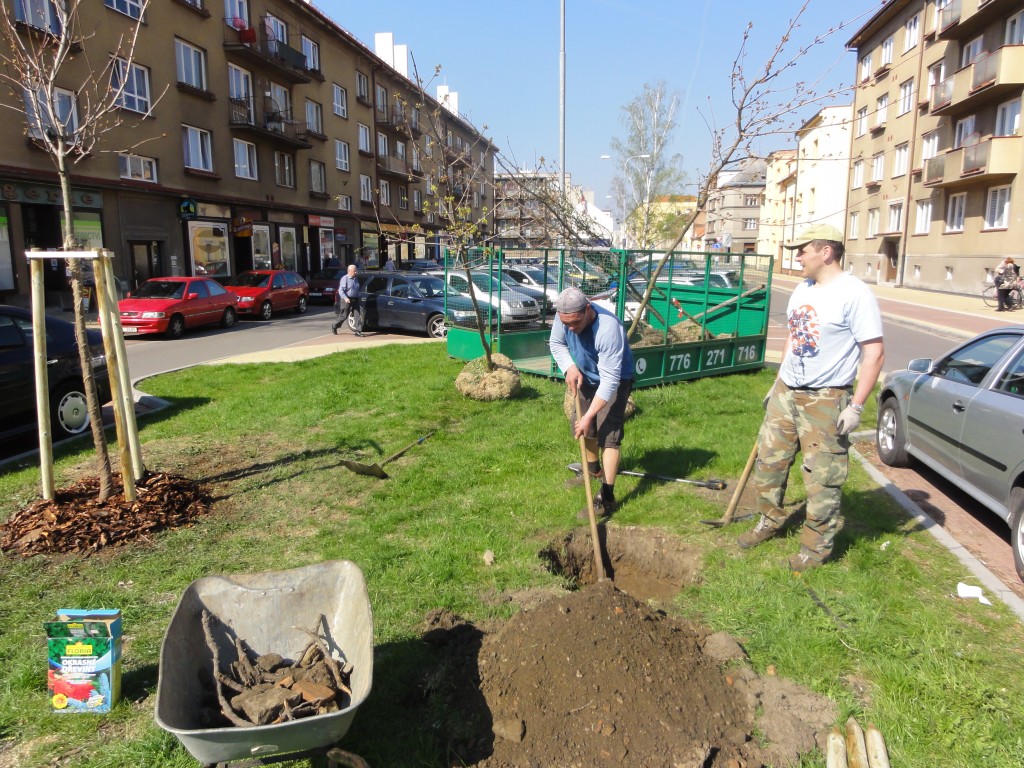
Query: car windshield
230 273 271 288
134 281 186 299
520 267 557 284
408 276 445 298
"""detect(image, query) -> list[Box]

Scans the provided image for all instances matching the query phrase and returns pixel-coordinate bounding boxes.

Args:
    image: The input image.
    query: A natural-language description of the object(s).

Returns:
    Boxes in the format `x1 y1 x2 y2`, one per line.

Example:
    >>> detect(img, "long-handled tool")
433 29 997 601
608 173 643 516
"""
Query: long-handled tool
575 390 606 582
341 432 434 479
567 463 727 491
700 434 759 527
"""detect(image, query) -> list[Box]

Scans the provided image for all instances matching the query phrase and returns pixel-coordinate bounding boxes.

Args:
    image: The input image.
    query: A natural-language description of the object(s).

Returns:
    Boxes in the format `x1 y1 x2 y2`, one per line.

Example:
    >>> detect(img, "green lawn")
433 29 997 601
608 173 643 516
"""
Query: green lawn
1 342 1022 767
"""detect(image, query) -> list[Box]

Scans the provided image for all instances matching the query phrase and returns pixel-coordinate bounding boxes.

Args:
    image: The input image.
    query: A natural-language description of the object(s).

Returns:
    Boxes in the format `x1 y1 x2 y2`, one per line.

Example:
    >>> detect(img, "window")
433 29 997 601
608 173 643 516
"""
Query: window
875 93 889 127
954 115 976 148
1007 11 1024 45
310 160 326 194
922 131 939 161
358 123 371 153
375 84 388 118
871 152 884 182
887 201 903 233
413 188 423 212
849 211 859 239
359 174 372 202
995 99 1021 137
934 0 949 31
377 132 389 157
105 0 142 19
336 194 352 211
743 218 757 230
233 139 257 180
934 334 1019 387
852 160 864 188
15 0 61 33
305 100 323 135
118 153 157 182
904 14 919 51
946 192 966 232
867 208 879 237
880 35 893 66
268 82 290 121
333 84 348 117
264 14 287 55
899 79 914 115
859 55 871 82
225 0 249 28
228 64 253 123
356 71 370 102
985 186 1011 229
176 39 208 91
856 106 868 136
424 135 433 157
744 194 759 206
893 143 908 177
961 36 984 68
396 140 406 161
379 179 391 206
928 61 946 103
914 200 932 235
182 124 213 171
335 140 350 171
112 59 150 114
301 36 319 72
399 186 408 210
274 151 294 187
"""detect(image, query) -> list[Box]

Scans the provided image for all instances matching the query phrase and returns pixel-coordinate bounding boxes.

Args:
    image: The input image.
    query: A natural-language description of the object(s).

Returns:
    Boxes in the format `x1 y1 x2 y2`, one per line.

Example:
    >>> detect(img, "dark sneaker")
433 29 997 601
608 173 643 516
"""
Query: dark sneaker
788 551 825 573
737 516 781 549
576 494 614 521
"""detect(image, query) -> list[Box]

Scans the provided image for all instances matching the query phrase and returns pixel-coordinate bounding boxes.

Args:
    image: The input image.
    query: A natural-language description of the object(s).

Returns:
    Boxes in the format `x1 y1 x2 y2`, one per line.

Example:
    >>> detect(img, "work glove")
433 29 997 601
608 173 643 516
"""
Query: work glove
836 405 862 436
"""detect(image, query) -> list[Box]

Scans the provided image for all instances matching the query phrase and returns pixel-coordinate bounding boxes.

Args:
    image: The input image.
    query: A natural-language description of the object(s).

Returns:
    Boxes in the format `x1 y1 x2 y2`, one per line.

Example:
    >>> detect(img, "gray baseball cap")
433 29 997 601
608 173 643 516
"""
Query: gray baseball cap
553 287 590 314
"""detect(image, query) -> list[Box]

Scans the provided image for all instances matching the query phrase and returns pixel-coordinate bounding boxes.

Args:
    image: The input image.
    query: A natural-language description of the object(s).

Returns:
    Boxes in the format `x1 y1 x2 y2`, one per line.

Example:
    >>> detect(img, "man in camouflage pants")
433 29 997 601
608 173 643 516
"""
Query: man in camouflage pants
737 224 884 572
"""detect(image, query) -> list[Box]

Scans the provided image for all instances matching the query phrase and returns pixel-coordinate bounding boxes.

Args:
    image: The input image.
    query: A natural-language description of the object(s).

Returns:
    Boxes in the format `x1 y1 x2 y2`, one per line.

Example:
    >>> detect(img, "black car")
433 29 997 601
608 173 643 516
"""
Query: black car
0 305 111 443
348 273 479 338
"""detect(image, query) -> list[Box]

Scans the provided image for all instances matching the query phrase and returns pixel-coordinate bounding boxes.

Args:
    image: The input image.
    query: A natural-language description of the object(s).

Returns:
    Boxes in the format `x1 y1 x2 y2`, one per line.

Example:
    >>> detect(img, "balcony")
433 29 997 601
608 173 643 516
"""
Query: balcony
922 136 1020 187
375 103 410 133
222 18 312 84
931 46 1024 116
228 97 312 149
376 153 409 178
939 0 1019 40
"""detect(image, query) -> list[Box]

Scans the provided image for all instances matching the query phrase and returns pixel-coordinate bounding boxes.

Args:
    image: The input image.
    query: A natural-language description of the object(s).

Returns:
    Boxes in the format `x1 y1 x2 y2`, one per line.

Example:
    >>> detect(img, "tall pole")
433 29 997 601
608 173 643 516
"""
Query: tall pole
559 0 566 197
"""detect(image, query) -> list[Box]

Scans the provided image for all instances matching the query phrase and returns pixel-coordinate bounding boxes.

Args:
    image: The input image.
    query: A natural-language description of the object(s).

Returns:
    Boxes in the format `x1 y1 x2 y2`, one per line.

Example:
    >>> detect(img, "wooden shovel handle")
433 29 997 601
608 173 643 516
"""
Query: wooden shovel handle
723 439 758 524
575 389 605 581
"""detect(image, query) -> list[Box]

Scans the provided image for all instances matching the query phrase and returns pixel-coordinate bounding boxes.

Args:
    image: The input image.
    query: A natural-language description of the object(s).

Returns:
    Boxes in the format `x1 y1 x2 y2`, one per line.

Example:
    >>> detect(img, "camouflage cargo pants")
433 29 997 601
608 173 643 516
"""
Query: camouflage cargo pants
749 386 851 562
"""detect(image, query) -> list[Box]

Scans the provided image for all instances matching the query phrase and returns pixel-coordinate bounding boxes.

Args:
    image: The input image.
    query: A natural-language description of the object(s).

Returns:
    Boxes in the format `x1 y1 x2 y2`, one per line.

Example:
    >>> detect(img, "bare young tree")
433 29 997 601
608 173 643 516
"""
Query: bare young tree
0 0 156 499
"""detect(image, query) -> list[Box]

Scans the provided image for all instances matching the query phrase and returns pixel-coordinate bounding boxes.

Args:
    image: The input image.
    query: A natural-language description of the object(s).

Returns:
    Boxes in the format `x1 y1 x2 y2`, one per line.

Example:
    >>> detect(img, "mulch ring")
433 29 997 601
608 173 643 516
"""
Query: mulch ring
0 471 212 557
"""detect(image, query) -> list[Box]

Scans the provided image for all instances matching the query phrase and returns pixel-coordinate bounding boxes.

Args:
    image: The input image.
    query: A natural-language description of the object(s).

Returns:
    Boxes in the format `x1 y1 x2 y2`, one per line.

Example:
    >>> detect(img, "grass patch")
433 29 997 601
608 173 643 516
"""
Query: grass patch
1 343 1022 767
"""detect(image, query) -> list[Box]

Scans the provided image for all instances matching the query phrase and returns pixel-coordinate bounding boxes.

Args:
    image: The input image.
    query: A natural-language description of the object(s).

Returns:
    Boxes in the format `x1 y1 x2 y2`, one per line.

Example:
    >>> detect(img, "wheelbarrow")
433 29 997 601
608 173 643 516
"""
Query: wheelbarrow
154 561 373 767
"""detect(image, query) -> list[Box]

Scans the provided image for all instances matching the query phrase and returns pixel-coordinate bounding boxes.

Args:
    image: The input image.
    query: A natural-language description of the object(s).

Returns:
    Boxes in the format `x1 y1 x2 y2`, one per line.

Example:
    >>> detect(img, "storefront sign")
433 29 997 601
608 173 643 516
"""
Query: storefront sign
232 217 253 236
308 215 335 228
179 199 198 221
0 183 101 208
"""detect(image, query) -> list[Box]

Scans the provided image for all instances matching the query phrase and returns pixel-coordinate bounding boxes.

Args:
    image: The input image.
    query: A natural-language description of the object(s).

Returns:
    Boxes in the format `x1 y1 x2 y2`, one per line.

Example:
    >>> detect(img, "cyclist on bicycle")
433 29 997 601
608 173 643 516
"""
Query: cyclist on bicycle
994 257 1020 312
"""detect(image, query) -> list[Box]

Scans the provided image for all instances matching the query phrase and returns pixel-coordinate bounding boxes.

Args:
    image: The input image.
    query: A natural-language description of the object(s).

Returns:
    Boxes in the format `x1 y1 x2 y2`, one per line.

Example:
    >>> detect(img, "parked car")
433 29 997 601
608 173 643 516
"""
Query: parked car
0 304 111 441
307 267 346 304
502 265 561 305
347 273 479 338
119 276 239 339
430 270 541 325
226 270 309 320
876 327 1024 580
400 259 441 272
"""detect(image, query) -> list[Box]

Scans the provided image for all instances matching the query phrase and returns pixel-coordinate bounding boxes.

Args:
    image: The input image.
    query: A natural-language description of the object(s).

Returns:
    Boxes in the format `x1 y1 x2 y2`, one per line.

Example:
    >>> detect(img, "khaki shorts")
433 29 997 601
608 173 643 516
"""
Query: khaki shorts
571 378 633 449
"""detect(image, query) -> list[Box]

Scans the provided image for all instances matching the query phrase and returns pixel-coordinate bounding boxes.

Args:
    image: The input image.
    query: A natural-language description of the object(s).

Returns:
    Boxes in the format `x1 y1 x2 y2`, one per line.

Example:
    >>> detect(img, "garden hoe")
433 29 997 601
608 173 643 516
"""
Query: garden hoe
575 390 606 582
567 463 727 490
341 432 434 479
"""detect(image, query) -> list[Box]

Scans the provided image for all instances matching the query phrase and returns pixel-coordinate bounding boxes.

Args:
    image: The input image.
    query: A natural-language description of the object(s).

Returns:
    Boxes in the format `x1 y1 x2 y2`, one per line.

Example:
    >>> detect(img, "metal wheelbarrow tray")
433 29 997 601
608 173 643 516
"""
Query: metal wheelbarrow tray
154 561 373 766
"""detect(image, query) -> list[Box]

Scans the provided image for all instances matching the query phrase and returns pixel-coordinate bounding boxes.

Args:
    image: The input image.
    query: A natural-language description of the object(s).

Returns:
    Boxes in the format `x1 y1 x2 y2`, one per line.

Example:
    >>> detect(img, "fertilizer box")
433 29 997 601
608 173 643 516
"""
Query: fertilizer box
44 609 122 713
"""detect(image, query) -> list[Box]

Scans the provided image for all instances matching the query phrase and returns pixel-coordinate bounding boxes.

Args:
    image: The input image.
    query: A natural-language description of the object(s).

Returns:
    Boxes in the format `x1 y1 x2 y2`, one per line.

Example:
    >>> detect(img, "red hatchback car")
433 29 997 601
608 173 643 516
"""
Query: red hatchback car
226 270 309 320
119 277 239 339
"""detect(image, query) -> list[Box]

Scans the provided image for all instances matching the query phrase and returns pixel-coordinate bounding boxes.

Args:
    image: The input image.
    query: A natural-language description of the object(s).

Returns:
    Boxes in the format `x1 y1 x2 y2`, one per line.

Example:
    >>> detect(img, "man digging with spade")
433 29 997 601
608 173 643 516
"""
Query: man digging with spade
549 287 634 520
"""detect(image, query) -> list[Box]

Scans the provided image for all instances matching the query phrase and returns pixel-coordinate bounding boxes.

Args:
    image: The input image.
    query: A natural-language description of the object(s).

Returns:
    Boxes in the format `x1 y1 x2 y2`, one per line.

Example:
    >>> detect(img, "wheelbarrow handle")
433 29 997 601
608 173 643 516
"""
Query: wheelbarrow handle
381 432 435 467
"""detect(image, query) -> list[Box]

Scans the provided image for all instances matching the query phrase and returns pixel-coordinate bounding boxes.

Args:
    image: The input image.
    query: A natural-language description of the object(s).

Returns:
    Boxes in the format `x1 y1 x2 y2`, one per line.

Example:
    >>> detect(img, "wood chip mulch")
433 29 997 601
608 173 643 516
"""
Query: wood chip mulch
0 471 212 557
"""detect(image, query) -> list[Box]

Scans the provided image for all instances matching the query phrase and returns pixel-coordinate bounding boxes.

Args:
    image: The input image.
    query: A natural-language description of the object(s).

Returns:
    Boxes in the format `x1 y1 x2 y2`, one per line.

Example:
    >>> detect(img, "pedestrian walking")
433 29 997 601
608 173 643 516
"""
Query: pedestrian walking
549 287 634 520
737 224 885 572
994 256 1019 312
332 264 364 336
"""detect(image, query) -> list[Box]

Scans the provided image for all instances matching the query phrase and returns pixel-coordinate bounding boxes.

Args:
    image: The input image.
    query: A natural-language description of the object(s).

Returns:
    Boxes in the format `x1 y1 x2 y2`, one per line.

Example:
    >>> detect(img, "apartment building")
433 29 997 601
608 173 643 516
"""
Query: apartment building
845 0 1022 292
0 0 493 306
703 158 767 255
758 149 798 268
493 171 579 249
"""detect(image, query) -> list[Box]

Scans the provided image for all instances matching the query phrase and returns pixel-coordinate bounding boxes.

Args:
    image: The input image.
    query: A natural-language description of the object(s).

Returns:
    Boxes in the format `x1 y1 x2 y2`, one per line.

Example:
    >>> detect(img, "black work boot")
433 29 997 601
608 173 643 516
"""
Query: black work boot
737 515 781 549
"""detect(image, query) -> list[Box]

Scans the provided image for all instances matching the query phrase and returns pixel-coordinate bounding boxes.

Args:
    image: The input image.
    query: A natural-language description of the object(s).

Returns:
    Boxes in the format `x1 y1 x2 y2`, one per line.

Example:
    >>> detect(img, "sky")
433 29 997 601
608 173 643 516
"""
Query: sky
312 0 886 208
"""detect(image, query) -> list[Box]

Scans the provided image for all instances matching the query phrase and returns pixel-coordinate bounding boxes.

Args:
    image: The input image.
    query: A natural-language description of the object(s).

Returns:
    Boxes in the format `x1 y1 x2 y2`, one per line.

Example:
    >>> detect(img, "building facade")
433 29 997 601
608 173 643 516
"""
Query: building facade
845 0 1022 292
704 158 768 255
0 0 493 307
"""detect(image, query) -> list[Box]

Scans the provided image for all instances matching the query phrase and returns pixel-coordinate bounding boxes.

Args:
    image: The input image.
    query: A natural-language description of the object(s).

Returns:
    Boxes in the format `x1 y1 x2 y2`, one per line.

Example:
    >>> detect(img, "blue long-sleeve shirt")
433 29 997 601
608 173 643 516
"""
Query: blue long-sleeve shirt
549 304 633 401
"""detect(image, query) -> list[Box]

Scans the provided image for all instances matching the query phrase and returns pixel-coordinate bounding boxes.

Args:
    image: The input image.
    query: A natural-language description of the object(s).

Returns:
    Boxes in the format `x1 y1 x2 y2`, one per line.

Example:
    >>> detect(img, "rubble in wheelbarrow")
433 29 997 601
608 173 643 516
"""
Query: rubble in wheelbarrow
198 610 354 727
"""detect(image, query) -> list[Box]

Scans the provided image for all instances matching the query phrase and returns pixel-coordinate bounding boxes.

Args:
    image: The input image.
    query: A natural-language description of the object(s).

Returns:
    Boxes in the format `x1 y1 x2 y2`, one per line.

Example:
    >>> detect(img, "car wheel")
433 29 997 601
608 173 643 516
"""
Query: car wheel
876 397 910 467
221 306 237 329
165 314 185 340
50 381 90 440
426 313 447 339
297 295 308 314
1010 488 1024 582
259 301 273 321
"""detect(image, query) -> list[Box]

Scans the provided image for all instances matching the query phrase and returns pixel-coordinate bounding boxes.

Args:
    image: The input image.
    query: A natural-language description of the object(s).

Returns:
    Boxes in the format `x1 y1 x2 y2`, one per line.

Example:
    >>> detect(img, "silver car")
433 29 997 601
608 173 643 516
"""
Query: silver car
876 327 1024 580
431 270 541 323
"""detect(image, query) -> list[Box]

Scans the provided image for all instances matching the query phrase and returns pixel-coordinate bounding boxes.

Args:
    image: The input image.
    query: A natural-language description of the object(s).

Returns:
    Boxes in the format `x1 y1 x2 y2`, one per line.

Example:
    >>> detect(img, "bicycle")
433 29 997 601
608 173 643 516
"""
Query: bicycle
981 281 1023 310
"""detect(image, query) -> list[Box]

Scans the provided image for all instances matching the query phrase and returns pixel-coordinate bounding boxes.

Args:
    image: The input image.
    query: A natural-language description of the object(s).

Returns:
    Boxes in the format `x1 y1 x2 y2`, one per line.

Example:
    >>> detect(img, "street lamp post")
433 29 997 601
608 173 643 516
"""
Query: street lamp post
601 154 651 248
